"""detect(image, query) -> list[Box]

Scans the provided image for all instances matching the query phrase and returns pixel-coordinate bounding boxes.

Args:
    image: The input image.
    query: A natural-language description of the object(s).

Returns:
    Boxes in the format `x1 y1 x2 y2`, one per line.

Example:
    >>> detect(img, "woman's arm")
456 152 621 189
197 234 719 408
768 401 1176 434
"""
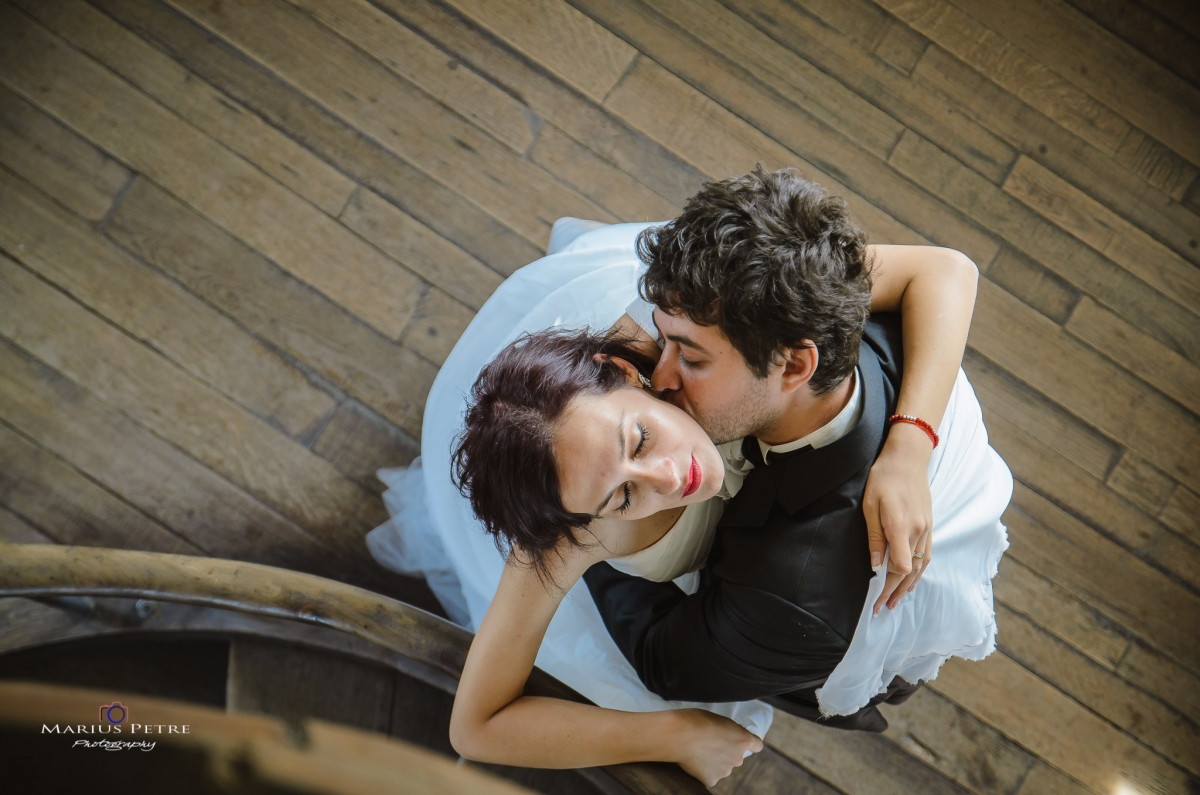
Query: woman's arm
863 245 980 612
449 539 760 785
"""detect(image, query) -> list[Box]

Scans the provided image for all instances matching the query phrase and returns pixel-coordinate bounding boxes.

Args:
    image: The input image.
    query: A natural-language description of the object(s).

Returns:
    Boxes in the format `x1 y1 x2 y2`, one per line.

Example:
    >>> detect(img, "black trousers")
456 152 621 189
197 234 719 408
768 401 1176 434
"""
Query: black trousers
764 676 922 732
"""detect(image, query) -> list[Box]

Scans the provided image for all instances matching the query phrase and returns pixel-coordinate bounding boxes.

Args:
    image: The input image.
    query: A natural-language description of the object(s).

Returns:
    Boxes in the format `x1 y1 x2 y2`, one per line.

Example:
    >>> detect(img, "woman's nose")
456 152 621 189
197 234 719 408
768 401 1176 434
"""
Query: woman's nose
642 456 682 495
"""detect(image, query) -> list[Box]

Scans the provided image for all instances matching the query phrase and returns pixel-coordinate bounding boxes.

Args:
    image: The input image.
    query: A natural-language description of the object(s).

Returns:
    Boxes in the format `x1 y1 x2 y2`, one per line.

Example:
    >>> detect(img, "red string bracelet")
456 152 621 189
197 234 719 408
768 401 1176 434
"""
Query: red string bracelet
888 414 940 449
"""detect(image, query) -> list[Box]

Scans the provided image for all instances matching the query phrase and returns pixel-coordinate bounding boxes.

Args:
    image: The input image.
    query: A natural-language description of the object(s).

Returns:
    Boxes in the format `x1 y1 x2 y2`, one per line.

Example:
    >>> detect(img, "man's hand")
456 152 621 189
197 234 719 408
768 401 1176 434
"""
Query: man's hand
864 422 934 614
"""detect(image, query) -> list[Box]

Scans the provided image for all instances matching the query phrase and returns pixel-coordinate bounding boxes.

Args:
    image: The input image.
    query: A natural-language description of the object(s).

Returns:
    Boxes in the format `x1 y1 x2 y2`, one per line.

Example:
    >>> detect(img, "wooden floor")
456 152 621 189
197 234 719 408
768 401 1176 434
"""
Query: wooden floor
0 0 1197 793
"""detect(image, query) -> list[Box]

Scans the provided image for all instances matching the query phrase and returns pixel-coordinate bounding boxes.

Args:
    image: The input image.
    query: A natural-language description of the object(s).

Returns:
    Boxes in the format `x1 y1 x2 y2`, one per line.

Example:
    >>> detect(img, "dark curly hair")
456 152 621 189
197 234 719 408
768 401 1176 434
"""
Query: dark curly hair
451 328 657 580
637 166 873 394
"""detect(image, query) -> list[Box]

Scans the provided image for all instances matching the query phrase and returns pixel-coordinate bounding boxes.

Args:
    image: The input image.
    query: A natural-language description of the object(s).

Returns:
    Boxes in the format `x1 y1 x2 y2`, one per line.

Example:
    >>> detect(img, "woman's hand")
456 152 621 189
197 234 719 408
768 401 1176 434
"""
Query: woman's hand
670 709 763 787
865 421 934 614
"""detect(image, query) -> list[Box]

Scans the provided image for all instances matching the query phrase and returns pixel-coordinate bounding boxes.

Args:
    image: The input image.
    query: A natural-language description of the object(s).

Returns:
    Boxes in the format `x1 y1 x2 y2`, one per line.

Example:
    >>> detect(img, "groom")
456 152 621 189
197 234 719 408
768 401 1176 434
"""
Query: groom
582 168 967 731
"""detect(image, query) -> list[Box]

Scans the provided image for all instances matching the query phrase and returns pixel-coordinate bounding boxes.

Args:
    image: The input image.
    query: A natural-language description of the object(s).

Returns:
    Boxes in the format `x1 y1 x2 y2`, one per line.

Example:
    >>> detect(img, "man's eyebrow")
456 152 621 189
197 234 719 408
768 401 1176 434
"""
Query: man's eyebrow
651 308 706 352
594 410 627 516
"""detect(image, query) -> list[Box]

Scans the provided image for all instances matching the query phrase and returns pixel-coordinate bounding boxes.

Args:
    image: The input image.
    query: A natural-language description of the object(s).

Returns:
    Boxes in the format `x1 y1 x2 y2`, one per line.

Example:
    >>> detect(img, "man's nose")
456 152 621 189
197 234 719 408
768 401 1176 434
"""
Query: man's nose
651 352 679 393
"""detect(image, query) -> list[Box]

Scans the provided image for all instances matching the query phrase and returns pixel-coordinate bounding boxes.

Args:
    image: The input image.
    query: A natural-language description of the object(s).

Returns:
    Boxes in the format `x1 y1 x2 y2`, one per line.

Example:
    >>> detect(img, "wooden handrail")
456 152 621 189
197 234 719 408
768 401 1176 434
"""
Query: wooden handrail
0 679 536 795
0 542 708 795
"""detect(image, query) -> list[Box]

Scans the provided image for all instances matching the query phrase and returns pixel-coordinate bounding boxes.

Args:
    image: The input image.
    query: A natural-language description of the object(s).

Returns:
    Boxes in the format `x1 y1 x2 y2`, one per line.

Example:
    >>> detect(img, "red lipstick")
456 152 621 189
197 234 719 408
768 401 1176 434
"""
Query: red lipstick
682 455 702 497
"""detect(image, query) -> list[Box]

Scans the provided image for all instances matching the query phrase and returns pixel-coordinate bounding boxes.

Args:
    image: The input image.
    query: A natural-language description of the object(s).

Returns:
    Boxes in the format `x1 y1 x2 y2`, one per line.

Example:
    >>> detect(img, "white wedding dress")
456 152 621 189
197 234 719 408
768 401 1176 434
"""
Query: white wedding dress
367 220 1012 733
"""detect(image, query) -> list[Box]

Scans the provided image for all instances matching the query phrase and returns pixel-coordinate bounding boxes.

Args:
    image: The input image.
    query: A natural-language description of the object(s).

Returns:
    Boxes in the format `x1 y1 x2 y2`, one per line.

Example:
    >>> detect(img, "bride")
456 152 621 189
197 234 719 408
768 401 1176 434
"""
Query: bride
369 210 1009 785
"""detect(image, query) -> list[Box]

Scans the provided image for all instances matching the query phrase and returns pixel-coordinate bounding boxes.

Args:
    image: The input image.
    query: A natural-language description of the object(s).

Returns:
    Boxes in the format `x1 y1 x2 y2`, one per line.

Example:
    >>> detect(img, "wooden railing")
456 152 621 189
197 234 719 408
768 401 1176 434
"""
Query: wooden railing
0 679 536 795
0 542 708 795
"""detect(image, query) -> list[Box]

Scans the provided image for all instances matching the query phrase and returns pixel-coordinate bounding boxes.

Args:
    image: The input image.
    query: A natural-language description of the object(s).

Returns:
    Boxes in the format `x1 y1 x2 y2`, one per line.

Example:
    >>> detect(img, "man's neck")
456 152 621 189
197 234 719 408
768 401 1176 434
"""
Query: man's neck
755 372 855 447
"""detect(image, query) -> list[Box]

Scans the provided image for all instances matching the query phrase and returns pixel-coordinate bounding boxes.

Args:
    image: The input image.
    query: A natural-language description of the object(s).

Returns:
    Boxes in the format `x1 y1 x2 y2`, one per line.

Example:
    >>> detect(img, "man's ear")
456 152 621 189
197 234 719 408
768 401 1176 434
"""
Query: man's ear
778 341 818 393
593 353 645 387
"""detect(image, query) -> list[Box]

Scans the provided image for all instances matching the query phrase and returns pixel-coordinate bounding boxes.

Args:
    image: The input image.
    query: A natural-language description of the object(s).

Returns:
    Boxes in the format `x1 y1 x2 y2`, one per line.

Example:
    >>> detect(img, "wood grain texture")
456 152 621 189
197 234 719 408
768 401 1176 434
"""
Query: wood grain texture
104 178 437 437
0 252 385 567
0 422 198 554
893 131 1200 365
911 44 1200 268
949 0 1200 170
0 337 340 574
0 505 52 544
312 401 420 494
165 0 613 247
1003 156 1200 314
288 0 534 154
0 3 422 340
0 83 130 223
0 168 336 441
443 0 637 103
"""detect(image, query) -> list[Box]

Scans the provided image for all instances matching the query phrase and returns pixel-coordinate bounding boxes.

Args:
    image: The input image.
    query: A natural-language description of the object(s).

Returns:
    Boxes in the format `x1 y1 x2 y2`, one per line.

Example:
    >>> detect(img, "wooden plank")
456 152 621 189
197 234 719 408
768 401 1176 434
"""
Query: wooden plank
982 246 1081 325
0 505 52 545
338 187 501 312
949 0 1200 171
963 349 1117 481
584 0 907 164
373 0 709 209
398 285 475 367
877 0 1198 200
1060 0 1200 89
1158 486 1200 547
0 422 200 554
984 408 1200 593
1138 0 1200 40
286 0 532 154
767 711 972 795
879 688 1035 795
1003 156 1200 314
164 0 614 248
1117 641 1200 728
0 4 423 341
970 278 1199 491
928 653 1191 795
601 57 930 247
0 83 130 223
712 745 840 795
1014 763 1093 795
1065 296 1200 417
1105 452 1177 516
993 557 1130 671
911 44 1200 269
228 637 394 732
0 251 386 566
893 131 1200 366
995 603 1200 776
105 178 436 438
573 0 1003 266
442 0 636 103
312 401 419 495
1005 489 1200 671
872 18 929 75
0 338 341 574
529 122 680 222
0 168 336 441
14 0 355 218
92 0 542 278
718 0 1016 186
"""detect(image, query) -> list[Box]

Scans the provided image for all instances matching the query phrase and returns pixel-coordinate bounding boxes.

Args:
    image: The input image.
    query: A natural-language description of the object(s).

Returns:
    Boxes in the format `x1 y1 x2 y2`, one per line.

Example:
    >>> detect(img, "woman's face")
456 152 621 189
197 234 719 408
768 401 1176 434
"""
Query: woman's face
554 384 725 522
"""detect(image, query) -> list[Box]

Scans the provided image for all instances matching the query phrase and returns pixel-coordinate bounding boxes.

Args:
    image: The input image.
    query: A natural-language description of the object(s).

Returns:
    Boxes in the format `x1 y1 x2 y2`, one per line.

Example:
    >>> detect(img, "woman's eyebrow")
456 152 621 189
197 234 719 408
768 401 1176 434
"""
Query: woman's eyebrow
594 410 627 515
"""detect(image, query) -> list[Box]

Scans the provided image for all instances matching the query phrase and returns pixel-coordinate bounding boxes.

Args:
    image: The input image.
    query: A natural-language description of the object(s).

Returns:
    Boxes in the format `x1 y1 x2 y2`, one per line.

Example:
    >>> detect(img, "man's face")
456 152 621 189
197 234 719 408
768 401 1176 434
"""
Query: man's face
650 308 778 445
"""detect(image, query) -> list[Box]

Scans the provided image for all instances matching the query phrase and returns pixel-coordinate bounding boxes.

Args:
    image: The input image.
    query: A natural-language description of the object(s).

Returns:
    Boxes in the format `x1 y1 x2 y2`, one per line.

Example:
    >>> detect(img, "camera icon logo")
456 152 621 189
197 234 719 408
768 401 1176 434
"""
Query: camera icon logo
99 702 128 725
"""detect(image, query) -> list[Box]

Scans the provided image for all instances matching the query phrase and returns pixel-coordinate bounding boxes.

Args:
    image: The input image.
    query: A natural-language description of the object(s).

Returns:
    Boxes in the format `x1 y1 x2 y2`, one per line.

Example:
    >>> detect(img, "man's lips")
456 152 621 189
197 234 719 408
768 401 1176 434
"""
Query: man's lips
682 455 702 497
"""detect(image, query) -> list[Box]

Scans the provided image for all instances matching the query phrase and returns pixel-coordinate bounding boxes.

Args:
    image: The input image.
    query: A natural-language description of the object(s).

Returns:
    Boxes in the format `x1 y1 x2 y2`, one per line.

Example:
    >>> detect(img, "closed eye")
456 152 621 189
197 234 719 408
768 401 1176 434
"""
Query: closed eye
616 483 632 514
634 424 648 457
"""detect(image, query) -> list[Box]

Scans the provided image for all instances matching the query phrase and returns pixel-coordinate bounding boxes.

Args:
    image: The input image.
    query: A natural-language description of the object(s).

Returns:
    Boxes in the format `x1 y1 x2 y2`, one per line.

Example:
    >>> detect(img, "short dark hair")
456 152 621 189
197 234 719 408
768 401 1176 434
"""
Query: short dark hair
451 329 656 581
637 166 873 394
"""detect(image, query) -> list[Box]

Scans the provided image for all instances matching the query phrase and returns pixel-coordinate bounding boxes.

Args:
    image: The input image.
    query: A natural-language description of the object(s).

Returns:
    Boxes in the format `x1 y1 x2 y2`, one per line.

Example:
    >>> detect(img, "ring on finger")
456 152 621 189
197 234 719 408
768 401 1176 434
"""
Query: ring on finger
912 551 925 559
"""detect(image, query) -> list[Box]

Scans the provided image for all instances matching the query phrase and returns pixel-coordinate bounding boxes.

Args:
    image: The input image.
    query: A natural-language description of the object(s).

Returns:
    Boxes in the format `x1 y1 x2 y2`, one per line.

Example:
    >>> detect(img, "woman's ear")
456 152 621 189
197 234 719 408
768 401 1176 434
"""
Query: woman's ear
593 353 646 387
